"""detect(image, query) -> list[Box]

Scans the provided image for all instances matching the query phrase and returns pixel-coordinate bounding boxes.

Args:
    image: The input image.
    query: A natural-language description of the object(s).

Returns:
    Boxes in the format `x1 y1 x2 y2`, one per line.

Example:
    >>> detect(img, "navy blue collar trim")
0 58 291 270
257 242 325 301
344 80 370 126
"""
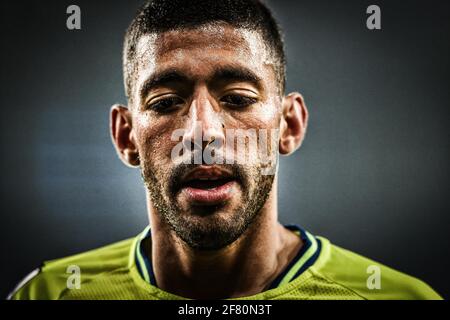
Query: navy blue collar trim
136 224 321 290
266 224 315 290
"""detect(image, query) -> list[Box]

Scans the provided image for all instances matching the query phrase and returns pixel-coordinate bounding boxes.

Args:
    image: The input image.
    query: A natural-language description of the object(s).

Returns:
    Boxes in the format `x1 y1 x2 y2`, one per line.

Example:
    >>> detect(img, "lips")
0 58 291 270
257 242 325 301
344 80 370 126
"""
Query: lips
183 177 234 189
179 166 238 205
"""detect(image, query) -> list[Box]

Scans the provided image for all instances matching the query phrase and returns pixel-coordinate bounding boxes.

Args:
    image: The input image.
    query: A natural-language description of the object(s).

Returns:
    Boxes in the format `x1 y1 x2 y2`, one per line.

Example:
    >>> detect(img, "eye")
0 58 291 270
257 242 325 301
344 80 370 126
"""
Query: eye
147 96 184 113
221 94 258 109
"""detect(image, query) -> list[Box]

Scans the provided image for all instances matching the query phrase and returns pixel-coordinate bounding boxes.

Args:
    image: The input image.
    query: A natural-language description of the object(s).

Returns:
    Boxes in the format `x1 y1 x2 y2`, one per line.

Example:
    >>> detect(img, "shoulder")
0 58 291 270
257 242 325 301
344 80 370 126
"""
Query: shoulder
309 236 442 300
8 237 135 300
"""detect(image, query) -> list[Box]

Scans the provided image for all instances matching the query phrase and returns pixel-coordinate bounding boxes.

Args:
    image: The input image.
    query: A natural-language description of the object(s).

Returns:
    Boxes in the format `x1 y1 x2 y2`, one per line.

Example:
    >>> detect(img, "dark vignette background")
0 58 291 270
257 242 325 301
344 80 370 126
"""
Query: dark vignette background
0 0 449 299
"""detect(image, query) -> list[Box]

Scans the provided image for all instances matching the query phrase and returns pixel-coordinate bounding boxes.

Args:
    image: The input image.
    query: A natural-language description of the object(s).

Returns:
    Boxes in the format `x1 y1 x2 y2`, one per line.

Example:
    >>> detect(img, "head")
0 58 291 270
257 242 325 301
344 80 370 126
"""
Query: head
111 0 308 250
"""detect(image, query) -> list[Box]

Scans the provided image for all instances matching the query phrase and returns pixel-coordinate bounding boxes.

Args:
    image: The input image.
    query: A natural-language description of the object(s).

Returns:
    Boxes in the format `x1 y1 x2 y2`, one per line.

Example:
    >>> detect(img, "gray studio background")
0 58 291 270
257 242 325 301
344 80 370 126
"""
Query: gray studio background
1 0 449 298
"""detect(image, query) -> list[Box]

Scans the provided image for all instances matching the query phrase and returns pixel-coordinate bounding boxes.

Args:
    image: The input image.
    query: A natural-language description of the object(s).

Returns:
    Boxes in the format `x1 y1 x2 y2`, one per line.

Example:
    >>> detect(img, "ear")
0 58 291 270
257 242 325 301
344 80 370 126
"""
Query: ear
110 104 140 167
279 92 309 155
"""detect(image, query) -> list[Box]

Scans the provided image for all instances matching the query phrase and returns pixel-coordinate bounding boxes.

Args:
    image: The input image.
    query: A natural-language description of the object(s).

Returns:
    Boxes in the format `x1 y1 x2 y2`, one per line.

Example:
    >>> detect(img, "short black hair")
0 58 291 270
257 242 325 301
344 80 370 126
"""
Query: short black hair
123 0 286 102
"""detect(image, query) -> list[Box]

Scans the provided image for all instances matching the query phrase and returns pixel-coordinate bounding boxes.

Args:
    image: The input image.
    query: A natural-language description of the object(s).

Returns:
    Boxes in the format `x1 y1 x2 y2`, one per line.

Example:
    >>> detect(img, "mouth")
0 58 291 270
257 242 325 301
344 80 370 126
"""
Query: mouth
178 166 238 205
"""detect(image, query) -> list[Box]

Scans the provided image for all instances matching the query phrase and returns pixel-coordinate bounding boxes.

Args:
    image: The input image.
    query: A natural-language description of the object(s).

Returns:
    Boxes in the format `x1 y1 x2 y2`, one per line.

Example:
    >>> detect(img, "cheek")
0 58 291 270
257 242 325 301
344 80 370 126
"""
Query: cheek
220 104 280 167
225 101 281 131
256 97 282 126
133 113 178 163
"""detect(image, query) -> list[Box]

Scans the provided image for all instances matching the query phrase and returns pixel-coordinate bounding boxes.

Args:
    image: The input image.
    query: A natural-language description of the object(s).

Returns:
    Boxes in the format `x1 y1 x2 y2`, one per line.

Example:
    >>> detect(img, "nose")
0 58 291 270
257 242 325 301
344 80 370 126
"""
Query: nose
182 88 225 163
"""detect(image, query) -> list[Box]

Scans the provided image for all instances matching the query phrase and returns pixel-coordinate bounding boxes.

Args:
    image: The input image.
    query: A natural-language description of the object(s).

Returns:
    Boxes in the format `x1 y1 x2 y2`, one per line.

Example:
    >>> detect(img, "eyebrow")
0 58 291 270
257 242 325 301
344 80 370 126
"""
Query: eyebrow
210 66 263 89
139 65 263 101
139 69 189 101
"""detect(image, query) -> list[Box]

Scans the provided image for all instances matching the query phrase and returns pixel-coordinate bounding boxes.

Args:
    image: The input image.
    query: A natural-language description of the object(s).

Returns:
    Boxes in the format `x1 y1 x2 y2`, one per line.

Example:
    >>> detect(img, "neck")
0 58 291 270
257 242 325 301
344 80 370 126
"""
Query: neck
146 184 302 299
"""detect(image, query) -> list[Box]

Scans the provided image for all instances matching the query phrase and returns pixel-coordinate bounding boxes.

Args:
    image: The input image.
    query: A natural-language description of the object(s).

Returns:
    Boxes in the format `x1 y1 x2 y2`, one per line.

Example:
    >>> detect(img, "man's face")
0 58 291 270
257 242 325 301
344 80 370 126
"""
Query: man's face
130 24 282 250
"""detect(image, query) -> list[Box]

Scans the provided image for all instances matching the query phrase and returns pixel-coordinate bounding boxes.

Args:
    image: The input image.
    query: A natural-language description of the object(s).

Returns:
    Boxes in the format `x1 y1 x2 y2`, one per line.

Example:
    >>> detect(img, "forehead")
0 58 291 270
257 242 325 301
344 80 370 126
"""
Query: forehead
132 24 275 94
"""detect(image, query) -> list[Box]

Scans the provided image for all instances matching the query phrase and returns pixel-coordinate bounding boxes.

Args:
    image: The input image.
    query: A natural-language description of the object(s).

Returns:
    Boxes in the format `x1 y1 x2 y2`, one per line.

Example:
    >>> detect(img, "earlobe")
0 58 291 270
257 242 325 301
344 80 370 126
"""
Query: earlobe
279 92 309 155
110 104 140 167
123 148 140 167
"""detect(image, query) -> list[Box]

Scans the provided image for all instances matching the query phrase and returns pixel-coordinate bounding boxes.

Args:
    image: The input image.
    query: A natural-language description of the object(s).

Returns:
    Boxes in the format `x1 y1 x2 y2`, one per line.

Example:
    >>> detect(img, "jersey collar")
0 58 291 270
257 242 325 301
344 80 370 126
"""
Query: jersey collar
134 224 321 290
